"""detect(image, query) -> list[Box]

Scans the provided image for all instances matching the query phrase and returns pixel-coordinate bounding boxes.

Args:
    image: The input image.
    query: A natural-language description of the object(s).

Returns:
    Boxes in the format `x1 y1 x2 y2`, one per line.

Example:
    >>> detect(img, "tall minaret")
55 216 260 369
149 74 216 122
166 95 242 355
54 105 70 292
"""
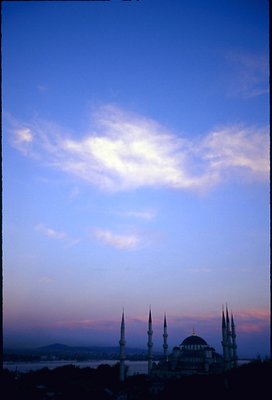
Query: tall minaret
119 310 126 382
147 308 153 375
231 312 238 368
163 313 168 361
221 305 228 370
226 305 233 368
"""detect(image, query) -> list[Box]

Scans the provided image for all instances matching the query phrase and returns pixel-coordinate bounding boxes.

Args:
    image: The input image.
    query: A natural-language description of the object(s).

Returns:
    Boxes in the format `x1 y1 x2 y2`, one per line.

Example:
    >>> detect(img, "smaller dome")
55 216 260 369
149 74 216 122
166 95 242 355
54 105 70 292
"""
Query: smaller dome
181 335 207 346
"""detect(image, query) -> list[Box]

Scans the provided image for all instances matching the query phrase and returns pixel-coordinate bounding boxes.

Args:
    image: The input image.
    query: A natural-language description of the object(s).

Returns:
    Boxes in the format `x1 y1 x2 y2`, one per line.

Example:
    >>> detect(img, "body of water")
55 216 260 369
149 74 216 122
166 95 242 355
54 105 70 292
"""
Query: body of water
3 360 148 376
3 359 251 376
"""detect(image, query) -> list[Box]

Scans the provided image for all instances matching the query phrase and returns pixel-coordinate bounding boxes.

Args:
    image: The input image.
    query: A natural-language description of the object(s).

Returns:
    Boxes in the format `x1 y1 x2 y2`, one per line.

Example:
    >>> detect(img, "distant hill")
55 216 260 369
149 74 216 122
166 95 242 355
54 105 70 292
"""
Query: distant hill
37 343 146 354
4 343 163 361
37 343 118 354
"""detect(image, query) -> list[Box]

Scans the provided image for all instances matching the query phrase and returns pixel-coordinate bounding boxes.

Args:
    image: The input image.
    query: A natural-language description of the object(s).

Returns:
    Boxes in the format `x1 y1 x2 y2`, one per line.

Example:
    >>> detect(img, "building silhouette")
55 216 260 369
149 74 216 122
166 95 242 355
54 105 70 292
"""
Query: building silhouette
118 305 237 380
119 309 126 382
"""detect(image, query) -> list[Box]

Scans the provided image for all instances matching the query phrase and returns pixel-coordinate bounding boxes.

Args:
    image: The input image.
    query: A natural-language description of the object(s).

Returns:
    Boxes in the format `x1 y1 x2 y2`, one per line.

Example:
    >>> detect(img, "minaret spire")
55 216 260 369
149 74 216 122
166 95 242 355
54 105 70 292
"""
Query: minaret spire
222 304 238 370
119 309 126 382
231 312 238 368
226 304 233 368
147 307 153 375
163 313 168 361
221 304 228 370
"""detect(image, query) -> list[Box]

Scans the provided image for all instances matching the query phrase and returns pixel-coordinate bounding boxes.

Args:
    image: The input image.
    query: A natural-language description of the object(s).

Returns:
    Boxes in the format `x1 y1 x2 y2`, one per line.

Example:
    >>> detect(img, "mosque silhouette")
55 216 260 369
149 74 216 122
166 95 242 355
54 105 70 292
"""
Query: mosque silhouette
118 305 237 381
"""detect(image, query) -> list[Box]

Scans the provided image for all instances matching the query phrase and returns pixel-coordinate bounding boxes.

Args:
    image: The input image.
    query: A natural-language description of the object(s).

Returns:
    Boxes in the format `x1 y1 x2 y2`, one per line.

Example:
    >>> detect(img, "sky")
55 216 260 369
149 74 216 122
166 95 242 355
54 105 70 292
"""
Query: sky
2 0 270 359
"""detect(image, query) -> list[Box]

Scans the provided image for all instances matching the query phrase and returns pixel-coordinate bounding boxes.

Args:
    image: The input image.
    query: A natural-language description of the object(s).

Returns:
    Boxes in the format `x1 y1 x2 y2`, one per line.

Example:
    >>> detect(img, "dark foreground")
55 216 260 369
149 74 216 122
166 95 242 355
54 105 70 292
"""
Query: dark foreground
1 360 271 399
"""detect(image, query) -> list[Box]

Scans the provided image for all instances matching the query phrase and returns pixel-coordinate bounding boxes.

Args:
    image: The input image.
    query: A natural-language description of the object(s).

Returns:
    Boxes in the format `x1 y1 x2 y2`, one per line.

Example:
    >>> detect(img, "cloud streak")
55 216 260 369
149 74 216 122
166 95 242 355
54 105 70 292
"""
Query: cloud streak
201 126 269 179
234 308 270 334
119 210 157 220
12 128 33 155
10 105 269 192
93 228 140 250
35 223 80 246
35 224 67 240
224 51 269 99
52 307 269 336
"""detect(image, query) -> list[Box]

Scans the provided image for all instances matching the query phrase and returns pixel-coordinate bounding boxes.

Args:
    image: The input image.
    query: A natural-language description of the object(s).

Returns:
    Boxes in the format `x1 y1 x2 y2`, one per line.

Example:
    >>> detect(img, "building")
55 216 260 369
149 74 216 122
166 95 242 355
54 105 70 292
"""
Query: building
151 331 224 377
118 305 237 380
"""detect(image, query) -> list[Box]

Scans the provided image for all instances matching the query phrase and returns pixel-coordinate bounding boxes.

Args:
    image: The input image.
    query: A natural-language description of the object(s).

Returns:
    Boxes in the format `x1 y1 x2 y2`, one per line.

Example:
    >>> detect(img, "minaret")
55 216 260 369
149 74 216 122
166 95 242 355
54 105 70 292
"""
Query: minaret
163 313 168 361
226 305 233 369
221 305 228 370
147 308 153 375
231 312 238 368
119 310 126 382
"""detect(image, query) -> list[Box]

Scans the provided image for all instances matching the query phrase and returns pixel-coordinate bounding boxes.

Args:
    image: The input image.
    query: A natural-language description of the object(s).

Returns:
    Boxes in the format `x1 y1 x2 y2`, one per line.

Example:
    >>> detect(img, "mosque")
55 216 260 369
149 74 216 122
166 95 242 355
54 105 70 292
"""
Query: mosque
118 305 237 381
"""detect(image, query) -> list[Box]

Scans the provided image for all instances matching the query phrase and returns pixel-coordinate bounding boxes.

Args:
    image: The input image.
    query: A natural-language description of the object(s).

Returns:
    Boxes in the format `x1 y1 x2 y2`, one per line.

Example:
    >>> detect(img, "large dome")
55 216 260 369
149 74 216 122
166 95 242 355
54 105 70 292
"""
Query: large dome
181 335 208 346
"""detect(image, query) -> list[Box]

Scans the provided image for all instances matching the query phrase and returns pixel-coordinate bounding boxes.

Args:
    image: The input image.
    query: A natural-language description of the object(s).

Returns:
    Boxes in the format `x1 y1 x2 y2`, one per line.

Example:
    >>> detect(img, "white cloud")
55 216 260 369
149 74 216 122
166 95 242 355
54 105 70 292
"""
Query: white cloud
16 128 33 142
93 228 140 250
201 126 269 179
35 223 81 247
10 105 269 192
35 224 81 247
35 224 67 240
58 106 202 191
12 128 33 155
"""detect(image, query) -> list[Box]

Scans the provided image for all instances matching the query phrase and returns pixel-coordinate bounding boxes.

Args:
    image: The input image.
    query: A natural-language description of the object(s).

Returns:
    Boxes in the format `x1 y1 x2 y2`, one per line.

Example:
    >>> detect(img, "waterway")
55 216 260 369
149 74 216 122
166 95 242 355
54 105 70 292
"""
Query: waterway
3 360 148 376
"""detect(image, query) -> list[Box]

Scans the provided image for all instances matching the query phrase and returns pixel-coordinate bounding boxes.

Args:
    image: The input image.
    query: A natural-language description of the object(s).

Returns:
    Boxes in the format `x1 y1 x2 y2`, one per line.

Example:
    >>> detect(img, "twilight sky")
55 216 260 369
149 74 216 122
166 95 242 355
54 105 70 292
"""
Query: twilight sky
2 0 270 358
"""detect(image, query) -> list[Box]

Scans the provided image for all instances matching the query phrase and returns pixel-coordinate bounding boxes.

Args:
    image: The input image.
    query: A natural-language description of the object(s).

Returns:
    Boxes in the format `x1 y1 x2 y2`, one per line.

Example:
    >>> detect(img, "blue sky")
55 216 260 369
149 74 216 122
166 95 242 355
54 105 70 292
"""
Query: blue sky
2 0 269 358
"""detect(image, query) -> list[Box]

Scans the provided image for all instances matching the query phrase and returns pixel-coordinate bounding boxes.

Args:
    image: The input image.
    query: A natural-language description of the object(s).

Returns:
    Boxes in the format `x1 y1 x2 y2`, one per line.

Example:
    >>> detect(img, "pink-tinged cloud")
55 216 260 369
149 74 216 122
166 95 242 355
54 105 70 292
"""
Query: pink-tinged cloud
235 308 270 319
145 308 270 337
233 308 270 334
50 308 269 335
4 307 269 355
53 319 120 332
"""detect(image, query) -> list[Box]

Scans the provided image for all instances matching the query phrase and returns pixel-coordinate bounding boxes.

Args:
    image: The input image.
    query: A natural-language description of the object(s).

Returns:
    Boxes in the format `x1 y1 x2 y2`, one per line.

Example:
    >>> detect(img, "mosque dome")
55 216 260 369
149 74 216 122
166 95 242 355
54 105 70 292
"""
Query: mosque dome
181 335 208 346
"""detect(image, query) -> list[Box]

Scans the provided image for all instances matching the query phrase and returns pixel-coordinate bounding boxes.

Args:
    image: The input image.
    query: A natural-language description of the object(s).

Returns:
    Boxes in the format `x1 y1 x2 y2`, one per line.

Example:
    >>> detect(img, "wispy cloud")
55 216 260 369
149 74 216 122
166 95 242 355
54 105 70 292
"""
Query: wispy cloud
52 307 269 336
167 307 270 336
234 308 270 334
200 125 269 180
35 224 67 240
9 105 269 192
119 210 157 220
224 50 269 99
12 128 33 155
93 228 140 250
37 84 48 92
35 223 80 246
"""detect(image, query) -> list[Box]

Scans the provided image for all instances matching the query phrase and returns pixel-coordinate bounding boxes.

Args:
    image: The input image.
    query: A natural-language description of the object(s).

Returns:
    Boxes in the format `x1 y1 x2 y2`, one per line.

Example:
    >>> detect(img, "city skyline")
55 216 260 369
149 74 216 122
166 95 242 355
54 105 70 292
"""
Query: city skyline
2 0 269 359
